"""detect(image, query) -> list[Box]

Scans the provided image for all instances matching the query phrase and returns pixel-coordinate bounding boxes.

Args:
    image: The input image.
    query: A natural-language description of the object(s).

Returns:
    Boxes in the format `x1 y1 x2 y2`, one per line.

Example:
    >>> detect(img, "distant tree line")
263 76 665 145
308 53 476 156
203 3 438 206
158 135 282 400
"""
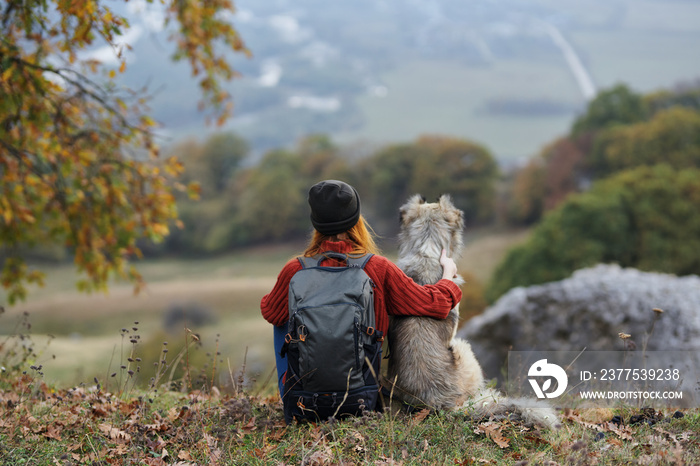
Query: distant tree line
503 82 700 226
155 133 499 256
489 81 700 301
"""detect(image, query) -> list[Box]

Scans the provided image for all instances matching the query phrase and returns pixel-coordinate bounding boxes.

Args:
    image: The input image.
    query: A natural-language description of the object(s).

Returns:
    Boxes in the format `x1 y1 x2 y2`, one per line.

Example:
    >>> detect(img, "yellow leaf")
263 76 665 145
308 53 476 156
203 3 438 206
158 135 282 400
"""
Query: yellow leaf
2 210 11 225
109 69 116 79
152 224 169 236
19 211 36 224
119 61 126 73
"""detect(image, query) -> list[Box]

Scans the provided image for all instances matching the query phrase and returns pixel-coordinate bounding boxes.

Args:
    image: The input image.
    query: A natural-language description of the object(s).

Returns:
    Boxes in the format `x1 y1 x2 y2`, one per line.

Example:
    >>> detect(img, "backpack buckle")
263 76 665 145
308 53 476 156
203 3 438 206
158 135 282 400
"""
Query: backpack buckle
297 325 307 342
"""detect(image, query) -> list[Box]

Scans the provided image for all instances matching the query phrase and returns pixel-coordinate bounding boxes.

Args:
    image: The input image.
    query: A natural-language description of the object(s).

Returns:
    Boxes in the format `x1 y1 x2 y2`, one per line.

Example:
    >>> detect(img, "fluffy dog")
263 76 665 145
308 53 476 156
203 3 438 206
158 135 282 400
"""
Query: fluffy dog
384 194 558 428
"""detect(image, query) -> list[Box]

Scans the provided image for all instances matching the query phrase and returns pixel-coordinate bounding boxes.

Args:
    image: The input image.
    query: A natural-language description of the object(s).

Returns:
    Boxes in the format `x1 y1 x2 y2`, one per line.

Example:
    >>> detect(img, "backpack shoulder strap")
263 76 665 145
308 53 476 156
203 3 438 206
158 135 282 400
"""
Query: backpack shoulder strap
346 253 373 269
296 252 374 269
296 255 316 269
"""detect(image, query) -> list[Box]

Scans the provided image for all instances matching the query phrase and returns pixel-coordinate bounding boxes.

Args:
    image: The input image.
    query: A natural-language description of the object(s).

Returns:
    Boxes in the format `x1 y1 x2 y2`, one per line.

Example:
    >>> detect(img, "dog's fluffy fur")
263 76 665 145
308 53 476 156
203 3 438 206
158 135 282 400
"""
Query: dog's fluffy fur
384 194 558 428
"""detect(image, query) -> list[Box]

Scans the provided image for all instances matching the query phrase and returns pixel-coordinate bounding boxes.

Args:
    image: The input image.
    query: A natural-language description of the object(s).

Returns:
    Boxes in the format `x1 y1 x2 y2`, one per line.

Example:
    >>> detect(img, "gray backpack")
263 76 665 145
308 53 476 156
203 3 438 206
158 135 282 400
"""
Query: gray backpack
281 252 383 423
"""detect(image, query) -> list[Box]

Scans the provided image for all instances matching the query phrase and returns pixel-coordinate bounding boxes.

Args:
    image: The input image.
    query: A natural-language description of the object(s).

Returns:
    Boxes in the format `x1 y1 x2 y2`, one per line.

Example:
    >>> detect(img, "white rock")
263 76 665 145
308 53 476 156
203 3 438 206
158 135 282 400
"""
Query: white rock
458 264 700 379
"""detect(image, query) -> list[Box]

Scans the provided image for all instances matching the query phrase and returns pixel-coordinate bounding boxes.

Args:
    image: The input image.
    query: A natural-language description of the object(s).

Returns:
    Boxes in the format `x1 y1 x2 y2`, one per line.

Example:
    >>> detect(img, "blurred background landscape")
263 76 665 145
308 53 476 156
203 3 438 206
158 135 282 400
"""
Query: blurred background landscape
2 0 700 393
121 0 700 161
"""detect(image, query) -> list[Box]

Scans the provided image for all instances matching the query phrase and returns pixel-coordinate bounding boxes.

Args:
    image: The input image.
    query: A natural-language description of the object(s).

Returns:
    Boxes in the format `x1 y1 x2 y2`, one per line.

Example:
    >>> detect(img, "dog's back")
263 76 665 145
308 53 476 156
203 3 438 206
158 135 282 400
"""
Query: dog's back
385 195 484 409
386 195 559 429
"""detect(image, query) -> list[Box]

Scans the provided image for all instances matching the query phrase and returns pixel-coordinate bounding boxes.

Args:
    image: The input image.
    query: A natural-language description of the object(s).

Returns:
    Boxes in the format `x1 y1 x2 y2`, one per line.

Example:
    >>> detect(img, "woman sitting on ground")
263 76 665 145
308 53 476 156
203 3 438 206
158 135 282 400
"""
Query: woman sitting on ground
260 179 462 396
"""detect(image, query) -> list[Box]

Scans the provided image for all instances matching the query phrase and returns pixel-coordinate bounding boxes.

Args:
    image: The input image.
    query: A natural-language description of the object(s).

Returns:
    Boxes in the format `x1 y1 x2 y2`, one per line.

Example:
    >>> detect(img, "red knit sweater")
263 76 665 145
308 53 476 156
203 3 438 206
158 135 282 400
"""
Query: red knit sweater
260 240 462 335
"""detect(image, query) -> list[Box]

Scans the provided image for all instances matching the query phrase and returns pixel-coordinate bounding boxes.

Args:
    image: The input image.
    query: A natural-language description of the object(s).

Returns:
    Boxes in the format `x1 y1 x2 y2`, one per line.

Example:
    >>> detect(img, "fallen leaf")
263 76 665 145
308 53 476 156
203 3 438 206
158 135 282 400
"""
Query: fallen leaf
607 438 623 447
564 412 603 431
412 408 431 424
653 426 692 445
254 445 276 458
374 456 404 465
203 432 222 466
603 422 633 441
43 424 62 441
241 416 257 433
143 421 170 433
524 434 550 447
142 458 166 466
304 445 334 465
476 422 510 449
98 423 132 443
352 430 365 442
108 444 130 456
267 426 287 442
647 434 669 446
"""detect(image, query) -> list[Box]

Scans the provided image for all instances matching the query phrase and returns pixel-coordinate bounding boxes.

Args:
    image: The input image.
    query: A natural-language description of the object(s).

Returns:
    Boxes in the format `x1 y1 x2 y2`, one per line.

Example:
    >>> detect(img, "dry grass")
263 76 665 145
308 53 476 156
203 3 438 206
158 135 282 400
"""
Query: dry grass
1 374 698 465
0 250 281 389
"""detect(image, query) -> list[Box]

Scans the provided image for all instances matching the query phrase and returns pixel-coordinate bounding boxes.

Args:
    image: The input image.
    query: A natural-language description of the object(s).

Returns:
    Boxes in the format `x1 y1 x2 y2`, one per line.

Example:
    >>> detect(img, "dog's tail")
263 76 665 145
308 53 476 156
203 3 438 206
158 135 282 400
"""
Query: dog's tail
462 388 560 429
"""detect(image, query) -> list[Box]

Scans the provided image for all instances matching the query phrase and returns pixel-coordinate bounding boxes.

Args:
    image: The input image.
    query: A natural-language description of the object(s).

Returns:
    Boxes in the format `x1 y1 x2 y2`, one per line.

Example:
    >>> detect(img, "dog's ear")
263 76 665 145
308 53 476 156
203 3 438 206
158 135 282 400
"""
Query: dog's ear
407 194 425 205
438 194 465 228
409 194 426 206
399 194 425 224
438 194 454 208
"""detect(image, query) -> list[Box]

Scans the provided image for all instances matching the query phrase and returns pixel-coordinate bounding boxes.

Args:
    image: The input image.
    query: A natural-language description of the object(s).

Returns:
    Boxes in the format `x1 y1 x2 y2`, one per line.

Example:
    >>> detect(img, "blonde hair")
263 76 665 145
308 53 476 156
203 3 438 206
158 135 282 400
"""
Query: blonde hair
304 215 380 257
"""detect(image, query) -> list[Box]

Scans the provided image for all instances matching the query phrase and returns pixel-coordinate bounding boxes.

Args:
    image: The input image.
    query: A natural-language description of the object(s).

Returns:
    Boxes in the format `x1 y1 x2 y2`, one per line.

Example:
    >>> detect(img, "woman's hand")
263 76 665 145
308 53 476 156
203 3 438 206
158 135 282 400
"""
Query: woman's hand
440 249 458 280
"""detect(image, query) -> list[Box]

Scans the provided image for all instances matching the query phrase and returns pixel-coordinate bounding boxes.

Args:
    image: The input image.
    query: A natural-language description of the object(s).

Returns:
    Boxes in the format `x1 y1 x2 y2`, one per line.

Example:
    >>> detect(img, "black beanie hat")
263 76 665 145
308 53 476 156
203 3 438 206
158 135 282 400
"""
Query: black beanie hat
308 180 361 235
